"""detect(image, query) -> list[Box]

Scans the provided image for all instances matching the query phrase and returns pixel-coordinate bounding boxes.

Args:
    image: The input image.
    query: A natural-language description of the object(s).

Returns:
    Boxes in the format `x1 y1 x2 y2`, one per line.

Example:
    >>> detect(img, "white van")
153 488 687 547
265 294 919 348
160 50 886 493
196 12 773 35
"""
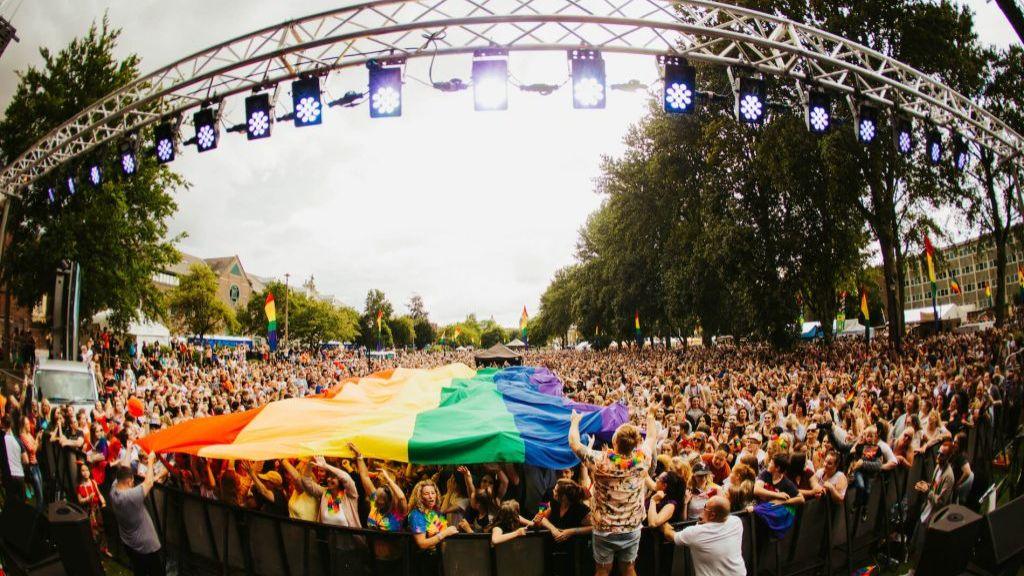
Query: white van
32 360 98 414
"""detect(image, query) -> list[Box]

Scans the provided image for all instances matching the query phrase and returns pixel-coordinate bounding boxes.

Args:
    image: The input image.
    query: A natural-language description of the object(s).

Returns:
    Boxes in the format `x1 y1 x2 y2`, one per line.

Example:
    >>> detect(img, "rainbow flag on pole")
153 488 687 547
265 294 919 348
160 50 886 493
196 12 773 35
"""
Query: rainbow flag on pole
520 306 529 342
264 293 277 351
137 364 628 468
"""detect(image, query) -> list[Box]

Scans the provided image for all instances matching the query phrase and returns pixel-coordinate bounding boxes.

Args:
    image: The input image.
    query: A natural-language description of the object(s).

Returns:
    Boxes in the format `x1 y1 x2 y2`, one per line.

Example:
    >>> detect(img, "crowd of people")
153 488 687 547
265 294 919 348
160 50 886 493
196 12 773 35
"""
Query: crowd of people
1 329 1021 576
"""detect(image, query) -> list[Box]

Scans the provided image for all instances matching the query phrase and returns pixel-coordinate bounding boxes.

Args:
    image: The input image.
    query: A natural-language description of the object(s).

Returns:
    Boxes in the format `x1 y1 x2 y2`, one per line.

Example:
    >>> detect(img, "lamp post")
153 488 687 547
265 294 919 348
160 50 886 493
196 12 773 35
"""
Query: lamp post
284 273 290 350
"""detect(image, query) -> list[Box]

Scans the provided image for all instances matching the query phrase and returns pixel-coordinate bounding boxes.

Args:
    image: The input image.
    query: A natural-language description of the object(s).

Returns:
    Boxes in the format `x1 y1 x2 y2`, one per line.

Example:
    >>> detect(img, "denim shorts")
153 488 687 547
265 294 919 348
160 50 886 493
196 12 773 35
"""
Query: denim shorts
592 529 642 565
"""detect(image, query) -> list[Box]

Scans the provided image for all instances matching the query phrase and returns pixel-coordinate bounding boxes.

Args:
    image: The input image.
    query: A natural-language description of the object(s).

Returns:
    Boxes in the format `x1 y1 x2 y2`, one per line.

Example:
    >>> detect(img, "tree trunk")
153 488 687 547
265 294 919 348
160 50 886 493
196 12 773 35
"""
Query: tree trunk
878 233 903 353
983 150 1009 327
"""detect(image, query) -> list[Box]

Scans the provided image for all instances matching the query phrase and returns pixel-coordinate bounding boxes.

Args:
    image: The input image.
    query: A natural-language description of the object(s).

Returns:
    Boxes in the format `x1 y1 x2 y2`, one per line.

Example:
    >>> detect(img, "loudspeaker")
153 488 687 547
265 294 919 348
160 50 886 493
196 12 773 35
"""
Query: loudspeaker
47 501 105 576
0 498 50 560
915 504 983 576
976 495 1024 569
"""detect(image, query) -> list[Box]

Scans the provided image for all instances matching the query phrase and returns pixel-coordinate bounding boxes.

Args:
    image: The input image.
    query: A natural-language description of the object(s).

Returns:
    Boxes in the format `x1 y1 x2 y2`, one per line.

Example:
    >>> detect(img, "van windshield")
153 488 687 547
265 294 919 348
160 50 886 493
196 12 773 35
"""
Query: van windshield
35 370 97 404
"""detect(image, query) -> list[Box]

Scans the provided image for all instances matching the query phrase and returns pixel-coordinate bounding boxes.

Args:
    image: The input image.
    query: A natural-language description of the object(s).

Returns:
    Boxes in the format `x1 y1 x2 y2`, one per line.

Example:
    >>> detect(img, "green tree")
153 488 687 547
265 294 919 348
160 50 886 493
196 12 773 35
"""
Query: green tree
167 263 236 338
291 295 360 346
0 18 183 332
388 315 417 348
359 289 394 348
407 294 428 320
413 317 437 349
479 319 507 348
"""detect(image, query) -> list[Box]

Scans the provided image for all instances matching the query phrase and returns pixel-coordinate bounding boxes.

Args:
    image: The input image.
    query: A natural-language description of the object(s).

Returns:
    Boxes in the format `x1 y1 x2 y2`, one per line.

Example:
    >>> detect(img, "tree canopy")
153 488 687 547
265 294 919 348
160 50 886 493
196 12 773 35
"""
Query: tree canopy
0 18 183 331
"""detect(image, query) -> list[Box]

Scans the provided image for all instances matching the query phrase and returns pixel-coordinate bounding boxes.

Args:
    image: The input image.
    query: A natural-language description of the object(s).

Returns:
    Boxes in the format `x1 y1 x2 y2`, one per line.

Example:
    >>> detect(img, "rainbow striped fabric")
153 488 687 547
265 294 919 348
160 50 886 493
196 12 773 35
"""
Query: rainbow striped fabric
138 364 628 468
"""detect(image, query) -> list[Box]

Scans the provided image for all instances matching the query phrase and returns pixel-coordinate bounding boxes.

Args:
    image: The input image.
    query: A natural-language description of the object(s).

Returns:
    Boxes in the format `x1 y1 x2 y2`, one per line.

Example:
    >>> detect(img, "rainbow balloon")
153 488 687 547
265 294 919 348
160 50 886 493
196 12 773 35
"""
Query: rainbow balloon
138 364 627 468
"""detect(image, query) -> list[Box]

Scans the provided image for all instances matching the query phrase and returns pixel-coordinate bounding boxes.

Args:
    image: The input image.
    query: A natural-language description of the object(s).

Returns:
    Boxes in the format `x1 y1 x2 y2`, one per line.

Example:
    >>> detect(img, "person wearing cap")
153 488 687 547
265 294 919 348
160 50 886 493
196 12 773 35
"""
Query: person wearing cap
685 461 721 521
248 464 288 517
733 431 765 470
660 496 745 576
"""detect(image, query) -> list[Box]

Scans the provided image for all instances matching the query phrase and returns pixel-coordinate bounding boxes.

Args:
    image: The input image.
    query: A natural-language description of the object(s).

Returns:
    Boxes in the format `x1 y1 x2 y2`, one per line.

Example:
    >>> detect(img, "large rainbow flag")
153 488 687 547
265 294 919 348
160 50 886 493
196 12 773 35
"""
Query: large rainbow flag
137 364 628 469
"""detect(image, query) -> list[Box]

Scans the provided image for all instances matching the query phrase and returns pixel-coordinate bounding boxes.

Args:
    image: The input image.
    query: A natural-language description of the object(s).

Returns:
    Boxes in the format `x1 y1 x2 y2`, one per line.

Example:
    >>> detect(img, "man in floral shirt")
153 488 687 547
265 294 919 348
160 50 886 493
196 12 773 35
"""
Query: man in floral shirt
569 404 660 576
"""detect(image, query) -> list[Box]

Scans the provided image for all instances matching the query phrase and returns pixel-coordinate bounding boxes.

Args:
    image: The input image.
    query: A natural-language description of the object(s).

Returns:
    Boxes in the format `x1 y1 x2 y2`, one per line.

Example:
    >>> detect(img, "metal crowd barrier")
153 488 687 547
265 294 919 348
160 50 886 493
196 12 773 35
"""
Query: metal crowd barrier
36 438 969 576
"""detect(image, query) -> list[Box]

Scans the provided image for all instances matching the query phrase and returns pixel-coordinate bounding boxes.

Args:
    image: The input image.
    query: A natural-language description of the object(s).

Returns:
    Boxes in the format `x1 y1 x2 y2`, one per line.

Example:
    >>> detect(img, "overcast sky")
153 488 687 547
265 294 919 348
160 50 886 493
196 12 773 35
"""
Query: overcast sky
0 1 1019 326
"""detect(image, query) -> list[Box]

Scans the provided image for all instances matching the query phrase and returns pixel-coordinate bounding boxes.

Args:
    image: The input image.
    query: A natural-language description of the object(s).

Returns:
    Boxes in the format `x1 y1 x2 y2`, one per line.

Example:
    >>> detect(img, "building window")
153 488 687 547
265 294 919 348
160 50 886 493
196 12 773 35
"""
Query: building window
229 284 240 304
230 263 242 276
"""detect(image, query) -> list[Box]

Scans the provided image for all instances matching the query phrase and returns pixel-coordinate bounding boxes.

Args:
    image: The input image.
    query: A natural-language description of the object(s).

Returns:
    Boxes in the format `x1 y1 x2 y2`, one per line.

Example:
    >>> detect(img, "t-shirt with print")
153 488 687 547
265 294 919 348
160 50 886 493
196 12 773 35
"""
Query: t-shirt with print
756 471 798 501
368 491 406 532
575 447 651 534
408 508 448 537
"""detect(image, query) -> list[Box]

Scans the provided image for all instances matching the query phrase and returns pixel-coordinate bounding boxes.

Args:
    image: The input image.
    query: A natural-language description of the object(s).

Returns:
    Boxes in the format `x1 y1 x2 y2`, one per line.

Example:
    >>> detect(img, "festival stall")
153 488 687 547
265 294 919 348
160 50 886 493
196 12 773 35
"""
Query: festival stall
473 343 523 366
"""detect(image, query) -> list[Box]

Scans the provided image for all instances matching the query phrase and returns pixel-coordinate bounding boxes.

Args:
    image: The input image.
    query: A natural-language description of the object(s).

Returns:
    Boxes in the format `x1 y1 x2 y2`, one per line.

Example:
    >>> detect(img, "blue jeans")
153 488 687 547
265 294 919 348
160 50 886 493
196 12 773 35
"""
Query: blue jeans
27 464 44 511
853 470 870 509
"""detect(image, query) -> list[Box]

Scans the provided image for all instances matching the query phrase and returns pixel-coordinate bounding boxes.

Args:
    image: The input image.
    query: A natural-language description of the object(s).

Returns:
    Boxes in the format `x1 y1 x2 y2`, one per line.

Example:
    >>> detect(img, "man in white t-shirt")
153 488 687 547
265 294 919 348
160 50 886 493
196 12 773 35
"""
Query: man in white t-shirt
661 496 745 576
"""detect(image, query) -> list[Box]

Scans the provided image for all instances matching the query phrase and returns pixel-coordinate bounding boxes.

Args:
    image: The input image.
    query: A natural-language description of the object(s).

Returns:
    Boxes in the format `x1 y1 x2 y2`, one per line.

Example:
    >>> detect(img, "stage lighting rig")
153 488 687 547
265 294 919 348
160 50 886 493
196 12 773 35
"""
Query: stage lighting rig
47 186 57 206
894 117 914 155
735 77 766 124
953 133 969 171
570 49 606 109
191 108 219 152
805 90 831 134
292 77 323 127
87 164 102 187
369 58 405 118
118 140 138 177
66 176 76 197
927 131 943 165
154 121 177 164
856 105 879 144
472 49 508 112
244 93 273 140
661 56 696 115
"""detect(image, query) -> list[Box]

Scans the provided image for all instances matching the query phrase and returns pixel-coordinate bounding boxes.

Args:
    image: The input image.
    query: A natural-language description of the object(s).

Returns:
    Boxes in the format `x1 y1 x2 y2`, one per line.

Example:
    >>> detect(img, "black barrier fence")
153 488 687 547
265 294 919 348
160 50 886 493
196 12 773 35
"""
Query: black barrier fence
36 437 990 576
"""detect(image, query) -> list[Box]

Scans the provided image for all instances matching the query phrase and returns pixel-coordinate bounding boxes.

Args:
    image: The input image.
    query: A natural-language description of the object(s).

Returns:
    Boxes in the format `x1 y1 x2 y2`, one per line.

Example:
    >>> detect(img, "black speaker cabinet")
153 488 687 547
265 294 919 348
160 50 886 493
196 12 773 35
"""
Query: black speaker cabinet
47 501 105 576
975 495 1024 571
0 498 50 561
915 504 983 576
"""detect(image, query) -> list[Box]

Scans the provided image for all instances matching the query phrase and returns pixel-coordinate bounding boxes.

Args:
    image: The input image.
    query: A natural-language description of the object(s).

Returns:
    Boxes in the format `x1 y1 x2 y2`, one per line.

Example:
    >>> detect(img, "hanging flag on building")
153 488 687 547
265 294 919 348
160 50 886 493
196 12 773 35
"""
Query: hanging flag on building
264 293 278 351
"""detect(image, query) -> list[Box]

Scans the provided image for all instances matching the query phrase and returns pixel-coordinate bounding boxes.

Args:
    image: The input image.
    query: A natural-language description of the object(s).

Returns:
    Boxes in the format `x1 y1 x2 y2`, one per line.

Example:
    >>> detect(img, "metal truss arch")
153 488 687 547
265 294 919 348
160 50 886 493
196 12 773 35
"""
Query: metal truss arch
3 0 1023 196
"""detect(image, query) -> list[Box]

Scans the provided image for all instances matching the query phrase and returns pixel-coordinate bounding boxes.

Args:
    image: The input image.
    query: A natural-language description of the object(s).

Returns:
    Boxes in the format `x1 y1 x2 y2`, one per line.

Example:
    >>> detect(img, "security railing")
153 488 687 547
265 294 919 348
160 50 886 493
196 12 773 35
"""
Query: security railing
36 435 983 576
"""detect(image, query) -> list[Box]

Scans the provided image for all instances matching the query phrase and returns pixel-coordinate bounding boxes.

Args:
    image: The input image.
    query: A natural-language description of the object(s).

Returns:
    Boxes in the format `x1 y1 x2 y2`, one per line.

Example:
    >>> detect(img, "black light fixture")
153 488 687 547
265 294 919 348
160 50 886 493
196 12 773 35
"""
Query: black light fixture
87 163 103 187
245 93 273 139
472 49 509 112
856 105 879 144
193 108 219 152
570 49 606 110
368 59 404 118
118 140 138 176
805 90 831 134
292 77 323 127
154 122 176 164
893 117 914 155
953 133 969 171
735 77 766 124
662 56 696 115
927 130 943 165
